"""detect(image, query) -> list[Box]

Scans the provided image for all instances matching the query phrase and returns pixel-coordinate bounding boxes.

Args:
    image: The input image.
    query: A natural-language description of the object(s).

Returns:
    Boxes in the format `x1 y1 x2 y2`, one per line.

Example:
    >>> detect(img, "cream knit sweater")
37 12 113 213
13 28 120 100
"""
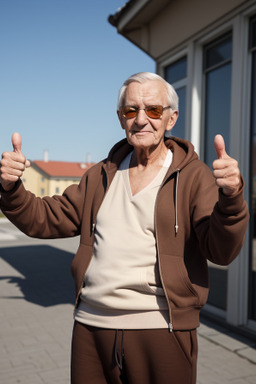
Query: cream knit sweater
75 150 172 329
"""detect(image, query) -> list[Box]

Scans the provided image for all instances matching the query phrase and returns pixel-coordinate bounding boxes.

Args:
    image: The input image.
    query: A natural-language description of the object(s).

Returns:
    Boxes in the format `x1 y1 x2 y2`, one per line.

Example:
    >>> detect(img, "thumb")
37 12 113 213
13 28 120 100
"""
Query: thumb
214 134 226 159
11 132 30 167
12 132 22 153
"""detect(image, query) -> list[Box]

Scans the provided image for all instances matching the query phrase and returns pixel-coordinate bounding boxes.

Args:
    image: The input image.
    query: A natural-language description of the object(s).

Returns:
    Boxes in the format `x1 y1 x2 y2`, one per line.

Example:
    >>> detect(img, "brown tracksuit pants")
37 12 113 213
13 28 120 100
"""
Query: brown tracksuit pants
71 321 198 384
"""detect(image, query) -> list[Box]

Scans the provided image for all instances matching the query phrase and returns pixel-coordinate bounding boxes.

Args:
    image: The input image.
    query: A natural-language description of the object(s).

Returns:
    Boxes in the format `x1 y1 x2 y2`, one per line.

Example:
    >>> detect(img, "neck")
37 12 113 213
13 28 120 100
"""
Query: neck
131 143 168 168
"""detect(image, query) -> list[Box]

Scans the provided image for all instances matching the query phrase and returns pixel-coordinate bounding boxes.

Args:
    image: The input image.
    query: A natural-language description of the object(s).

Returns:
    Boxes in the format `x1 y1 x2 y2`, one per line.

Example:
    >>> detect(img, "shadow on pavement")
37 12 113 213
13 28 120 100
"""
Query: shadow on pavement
0 245 75 306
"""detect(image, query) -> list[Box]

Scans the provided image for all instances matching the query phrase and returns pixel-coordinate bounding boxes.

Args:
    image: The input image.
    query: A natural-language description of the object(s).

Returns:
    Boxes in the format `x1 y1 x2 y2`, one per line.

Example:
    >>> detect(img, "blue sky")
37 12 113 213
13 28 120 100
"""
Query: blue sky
0 0 155 163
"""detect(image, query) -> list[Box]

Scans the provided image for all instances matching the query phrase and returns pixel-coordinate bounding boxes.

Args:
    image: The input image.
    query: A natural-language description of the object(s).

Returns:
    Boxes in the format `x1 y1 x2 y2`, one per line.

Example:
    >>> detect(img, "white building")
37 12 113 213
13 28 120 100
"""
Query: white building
109 0 256 336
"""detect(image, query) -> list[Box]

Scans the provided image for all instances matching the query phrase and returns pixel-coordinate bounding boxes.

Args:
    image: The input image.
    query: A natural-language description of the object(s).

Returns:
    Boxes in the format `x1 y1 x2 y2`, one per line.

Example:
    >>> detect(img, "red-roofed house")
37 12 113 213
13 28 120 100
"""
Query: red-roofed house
21 159 94 197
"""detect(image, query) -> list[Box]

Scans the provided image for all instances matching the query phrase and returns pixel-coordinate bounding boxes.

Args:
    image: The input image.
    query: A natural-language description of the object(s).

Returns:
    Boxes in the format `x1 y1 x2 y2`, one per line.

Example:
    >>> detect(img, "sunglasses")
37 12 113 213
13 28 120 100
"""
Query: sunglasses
120 105 171 119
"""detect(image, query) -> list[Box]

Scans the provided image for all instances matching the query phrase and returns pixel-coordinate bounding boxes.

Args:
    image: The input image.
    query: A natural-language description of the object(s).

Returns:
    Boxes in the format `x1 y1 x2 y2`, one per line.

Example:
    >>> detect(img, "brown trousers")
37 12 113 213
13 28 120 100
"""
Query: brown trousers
71 321 198 384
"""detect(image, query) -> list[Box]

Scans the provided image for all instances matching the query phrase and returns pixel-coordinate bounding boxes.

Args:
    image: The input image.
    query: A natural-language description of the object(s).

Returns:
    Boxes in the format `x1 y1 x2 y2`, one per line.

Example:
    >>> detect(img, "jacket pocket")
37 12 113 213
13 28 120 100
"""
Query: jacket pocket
71 243 93 296
160 254 200 308
140 266 166 297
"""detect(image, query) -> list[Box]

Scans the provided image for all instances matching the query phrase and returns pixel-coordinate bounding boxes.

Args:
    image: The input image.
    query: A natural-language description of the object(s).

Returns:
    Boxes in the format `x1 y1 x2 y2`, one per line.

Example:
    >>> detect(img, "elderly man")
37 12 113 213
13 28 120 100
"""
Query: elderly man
0 72 249 384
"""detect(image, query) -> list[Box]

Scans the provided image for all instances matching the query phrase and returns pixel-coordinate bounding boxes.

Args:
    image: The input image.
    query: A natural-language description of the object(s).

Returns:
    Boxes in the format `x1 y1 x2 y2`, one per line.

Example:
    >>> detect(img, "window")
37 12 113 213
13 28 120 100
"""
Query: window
249 15 256 322
164 56 187 138
55 187 60 194
41 188 45 196
41 177 45 182
203 33 232 311
203 34 232 167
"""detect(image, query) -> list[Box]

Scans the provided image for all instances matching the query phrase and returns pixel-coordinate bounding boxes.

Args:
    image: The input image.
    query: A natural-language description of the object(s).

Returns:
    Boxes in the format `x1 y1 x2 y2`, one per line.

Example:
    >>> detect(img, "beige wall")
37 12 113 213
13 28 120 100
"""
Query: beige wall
21 166 80 197
21 165 49 197
48 179 80 196
124 0 248 59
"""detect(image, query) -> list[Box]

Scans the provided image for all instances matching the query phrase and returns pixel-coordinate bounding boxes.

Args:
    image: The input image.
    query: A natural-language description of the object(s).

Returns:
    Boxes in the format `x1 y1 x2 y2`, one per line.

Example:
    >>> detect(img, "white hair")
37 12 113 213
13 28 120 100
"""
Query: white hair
117 72 179 111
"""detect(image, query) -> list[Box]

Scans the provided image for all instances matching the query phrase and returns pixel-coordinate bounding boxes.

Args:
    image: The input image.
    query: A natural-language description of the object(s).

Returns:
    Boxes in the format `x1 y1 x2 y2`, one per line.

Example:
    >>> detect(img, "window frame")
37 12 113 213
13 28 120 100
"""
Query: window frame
159 48 192 141
157 5 256 331
247 14 256 328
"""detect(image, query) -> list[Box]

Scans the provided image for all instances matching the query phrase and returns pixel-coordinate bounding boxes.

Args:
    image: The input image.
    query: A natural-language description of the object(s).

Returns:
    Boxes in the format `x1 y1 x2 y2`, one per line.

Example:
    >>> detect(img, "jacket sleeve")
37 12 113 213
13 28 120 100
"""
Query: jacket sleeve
190 162 249 265
0 176 87 239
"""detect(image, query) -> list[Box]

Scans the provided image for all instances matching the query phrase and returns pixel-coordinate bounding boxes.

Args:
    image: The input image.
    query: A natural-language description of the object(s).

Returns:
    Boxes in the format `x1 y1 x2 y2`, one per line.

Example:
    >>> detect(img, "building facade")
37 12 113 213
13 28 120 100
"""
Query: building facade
22 160 93 197
109 0 256 335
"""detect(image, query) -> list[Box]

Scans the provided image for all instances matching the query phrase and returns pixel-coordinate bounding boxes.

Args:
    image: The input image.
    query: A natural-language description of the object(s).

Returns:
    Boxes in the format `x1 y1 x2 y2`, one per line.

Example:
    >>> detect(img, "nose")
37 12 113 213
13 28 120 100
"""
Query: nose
134 108 148 126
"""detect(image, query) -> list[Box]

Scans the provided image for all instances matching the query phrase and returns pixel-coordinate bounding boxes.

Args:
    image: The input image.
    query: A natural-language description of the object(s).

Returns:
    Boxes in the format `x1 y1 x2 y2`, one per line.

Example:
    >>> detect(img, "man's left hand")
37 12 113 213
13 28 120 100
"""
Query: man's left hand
212 134 241 196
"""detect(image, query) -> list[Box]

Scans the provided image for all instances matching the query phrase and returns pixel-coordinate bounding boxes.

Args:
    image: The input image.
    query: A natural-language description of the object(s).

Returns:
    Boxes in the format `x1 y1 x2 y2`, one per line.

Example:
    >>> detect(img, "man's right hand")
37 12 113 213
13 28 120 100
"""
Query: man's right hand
0 132 30 191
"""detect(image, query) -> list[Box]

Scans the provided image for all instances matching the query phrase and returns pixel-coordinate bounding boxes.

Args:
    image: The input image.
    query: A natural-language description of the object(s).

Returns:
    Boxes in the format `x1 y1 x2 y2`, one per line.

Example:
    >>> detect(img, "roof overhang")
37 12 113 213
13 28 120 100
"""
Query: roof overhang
108 0 172 58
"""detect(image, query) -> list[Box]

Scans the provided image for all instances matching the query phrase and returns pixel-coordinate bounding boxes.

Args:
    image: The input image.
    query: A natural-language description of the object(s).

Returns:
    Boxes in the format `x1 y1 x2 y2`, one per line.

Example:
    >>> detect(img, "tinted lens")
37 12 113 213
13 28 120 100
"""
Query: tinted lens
145 106 163 118
121 105 164 119
121 106 137 118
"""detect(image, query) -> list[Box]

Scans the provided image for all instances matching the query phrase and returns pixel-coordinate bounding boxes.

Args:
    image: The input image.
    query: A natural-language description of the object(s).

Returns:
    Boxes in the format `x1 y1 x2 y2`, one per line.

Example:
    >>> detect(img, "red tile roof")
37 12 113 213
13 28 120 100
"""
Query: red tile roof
32 160 94 178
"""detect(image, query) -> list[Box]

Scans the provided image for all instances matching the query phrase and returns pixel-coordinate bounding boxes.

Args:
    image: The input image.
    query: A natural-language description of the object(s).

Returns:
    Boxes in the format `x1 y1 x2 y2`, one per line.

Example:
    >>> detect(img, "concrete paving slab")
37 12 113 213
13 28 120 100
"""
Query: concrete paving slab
0 219 256 384
237 347 256 364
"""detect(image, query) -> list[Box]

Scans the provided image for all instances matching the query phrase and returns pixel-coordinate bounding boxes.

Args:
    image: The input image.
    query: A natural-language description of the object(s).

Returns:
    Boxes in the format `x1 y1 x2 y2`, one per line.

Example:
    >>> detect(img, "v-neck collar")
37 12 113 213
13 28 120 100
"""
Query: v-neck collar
120 150 173 199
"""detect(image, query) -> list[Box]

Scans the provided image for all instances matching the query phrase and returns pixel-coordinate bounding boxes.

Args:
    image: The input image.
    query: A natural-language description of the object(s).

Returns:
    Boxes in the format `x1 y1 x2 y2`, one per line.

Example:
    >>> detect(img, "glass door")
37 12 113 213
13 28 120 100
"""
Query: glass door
203 33 232 310
249 15 256 322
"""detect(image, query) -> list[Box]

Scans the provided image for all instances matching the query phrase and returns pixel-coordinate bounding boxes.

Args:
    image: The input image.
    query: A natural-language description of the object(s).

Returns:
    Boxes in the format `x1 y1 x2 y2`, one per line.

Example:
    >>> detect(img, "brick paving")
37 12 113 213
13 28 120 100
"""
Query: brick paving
0 219 256 384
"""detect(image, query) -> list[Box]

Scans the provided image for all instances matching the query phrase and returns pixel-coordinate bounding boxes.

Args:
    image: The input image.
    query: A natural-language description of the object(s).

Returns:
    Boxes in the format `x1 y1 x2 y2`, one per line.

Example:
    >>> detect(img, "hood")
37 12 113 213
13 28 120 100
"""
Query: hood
164 136 198 171
105 136 198 174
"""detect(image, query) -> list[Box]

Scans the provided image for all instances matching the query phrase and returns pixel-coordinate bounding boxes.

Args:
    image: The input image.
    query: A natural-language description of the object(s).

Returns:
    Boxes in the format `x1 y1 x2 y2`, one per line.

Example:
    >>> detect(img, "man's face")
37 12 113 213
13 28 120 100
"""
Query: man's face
118 80 178 151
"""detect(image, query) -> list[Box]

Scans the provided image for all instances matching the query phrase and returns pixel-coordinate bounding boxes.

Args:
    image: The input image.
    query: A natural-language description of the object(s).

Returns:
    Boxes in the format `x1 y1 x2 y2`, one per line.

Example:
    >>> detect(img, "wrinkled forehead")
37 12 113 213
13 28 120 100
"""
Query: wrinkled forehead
124 80 168 106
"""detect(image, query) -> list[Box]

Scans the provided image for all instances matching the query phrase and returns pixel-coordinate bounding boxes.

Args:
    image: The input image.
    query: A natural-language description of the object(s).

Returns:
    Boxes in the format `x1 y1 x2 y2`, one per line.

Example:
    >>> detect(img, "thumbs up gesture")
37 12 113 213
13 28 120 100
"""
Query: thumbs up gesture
0 133 30 191
212 134 241 195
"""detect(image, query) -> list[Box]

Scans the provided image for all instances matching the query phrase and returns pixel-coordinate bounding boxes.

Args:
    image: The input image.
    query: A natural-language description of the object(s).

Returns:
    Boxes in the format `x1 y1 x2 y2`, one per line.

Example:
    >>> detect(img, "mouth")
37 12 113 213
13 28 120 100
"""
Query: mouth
131 130 153 135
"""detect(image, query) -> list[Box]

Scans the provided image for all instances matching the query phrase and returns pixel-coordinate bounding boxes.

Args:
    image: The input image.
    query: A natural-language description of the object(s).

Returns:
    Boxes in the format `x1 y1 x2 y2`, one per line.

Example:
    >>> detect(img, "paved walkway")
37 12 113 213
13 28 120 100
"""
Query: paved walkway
0 219 256 384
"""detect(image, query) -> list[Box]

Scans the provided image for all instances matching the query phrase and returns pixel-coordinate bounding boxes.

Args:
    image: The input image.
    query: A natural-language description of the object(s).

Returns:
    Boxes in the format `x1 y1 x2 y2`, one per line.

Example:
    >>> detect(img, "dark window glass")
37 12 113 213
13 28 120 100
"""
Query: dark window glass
164 57 187 138
167 86 186 138
204 34 232 311
165 57 187 83
204 63 231 166
204 35 232 71
249 48 256 321
249 17 256 49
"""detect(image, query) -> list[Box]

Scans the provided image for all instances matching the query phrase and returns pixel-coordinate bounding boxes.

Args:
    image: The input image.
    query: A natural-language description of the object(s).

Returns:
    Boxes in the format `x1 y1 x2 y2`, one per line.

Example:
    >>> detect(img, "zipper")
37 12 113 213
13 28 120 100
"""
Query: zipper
73 237 94 315
73 221 96 315
155 169 179 332
74 166 110 313
156 222 173 332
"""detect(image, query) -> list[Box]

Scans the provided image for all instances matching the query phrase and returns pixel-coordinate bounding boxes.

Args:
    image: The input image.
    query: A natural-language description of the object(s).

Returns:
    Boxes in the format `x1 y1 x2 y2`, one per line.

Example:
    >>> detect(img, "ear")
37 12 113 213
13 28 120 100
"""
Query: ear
166 110 178 132
117 110 125 130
